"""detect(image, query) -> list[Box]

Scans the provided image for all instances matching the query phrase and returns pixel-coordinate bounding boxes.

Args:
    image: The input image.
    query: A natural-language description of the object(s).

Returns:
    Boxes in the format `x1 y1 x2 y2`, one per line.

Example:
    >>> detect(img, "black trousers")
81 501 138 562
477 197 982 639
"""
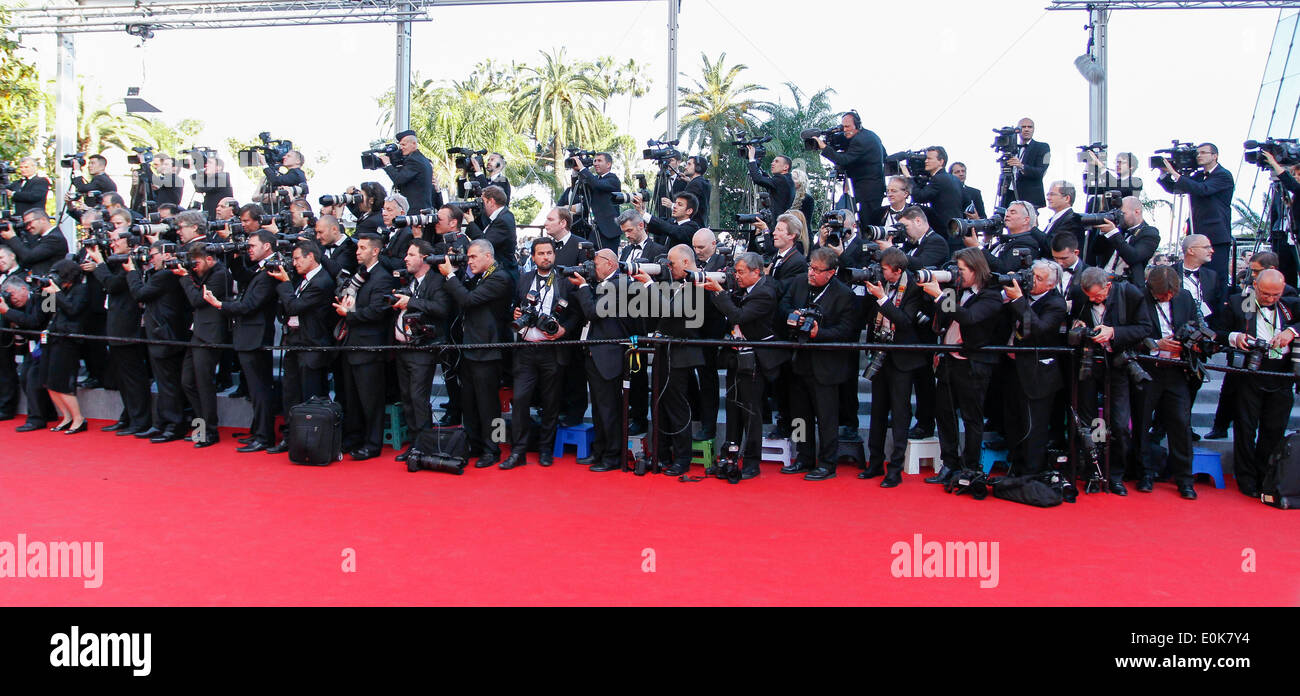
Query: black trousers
396 352 436 445
149 350 185 432
1234 379 1294 493
440 352 462 421
1135 366 1194 486
560 346 588 423
0 348 19 417
652 354 694 466
789 372 840 468
935 356 992 471
689 346 719 435
238 349 275 444
629 354 650 423
911 362 935 432
838 379 859 430
343 359 386 451
772 363 795 434
1003 364 1053 476
721 350 766 464
511 345 561 455
460 358 502 458
586 355 623 467
181 346 221 439
868 362 914 475
280 339 328 415
1212 370 1240 433
78 313 108 382
1077 361 1135 483
110 344 152 430
19 350 53 426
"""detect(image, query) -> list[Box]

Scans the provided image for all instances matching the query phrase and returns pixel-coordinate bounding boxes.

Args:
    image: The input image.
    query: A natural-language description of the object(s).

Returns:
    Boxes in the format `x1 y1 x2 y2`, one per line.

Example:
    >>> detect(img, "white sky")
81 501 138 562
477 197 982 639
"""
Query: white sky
18 0 1287 242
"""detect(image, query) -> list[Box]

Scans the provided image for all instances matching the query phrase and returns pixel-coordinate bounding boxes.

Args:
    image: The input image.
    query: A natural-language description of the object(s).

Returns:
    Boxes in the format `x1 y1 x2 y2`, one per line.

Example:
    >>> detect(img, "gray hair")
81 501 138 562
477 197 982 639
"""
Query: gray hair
735 251 764 272
1032 259 1062 289
1051 180 1076 205
1079 266 1111 290
616 208 644 228
386 193 410 213
175 210 208 235
1010 200 1038 227
468 238 494 258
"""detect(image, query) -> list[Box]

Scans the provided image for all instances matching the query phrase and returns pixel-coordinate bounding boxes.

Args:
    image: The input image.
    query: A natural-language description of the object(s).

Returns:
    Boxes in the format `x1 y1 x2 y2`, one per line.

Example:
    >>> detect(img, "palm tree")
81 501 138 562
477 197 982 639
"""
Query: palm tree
509 48 608 193
666 53 765 227
1232 197 1264 240
754 83 837 173
76 87 153 154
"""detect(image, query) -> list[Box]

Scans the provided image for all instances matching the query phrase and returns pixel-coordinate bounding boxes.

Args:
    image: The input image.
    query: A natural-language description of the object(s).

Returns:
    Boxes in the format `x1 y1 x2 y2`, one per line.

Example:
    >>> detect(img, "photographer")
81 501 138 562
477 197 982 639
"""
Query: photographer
193 158 233 220
256 149 307 210
2 278 55 432
1040 181 1084 252
1001 118 1050 208
1094 196 1160 289
314 214 357 279
570 152 622 250
1132 266 1201 499
470 152 511 204
150 154 185 210
1257 149 1300 286
635 190 699 248
381 130 436 211
871 176 911 227
126 240 192 443
1157 142 1234 293
175 239 229 448
1085 150 1143 212
7 158 50 218
38 260 91 435
666 155 710 228
503 237 580 469
332 233 398 460
205 230 280 453
690 229 727 442
1070 267 1153 494
919 248 1005 483
465 185 519 281
747 148 794 222
85 233 152 436
344 182 387 237
978 201 1042 273
568 248 635 472
901 146 963 240
615 209 665 435
0 269 25 421
775 247 859 481
214 196 239 222
814 111 886 227
860 247 930 487
1002 259 1068 476
701 251 788 480
1172 234 1220 323
1216 269 1300 498
950 161 986 219
2 209 68 276
390 239 450 463
269 240 337 452
441 239 513 469
540 207 589 425
817 208 868 279
68 153 118 196
889 206 948 271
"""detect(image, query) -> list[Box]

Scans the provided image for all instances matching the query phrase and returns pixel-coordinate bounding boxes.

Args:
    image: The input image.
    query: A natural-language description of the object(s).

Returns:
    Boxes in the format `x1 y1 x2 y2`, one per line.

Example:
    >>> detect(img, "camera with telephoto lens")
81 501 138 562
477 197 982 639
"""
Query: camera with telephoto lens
566 148 597 169
276 184 309 202
209 219 247 237
361 142 401 170
949 207 1007 239
1069 325 1101 381
991 266 1036 290
131 219 178 237
67 189 103 207
319 193 361 208
1113 349 1151 384
787 306 823 340
60 153 86 169
162 254 185 271
820 212 846 247
394 208 436 229
405 451 465 475
512 289 567 336
334 268 367 303
239 132 293 169
801 126 849 152
735 213 764 226
885 150 929 182
107 246 151 266
1244 137 1300 168
643 138 681 162
686 269 733 291
1240 336 1270 372
945 468 991 499
731 131 771 160
425 251 467 269
862 341 890 382
126 145 154 166
991 127 1018 157
448 147 487 173
913 265 957 285
79 234 112 251
1149 141 1198 175
712 441 742 484
25 273 56 288
1079 208 1124 228
620 260 664 279
558 261 597 285
860 222 906 243
847 266 885 286
205 241 249 256
446 200 482 217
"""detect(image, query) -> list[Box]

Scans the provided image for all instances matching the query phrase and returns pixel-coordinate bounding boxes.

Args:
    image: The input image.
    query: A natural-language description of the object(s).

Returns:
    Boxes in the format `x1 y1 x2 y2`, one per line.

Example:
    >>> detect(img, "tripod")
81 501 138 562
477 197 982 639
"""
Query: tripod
651 160 677 219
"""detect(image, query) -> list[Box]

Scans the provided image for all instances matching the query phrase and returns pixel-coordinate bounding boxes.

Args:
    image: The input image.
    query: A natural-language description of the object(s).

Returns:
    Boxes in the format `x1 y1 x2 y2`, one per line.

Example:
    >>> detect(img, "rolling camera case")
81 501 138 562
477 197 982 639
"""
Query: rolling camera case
1261 433 1300 509
412 426 470 470
287 397 344 466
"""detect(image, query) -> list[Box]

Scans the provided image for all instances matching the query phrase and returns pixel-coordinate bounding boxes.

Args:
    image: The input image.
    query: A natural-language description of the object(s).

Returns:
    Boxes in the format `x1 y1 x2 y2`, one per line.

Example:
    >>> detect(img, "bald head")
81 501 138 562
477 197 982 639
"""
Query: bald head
593 247 619 280
594 248 618 263
668 244 697 279
692 229 717 261
1258 268 1286 293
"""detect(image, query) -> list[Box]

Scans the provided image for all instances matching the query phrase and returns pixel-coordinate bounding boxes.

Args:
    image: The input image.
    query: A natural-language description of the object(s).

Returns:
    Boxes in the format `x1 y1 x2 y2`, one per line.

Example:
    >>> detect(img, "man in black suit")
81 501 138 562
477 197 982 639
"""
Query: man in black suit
1092 196 1159 289
763 213 810 439
903 146 964 242
7 158 49 218
330 233 398 459
1002 118 1050 208
68 153 118 197
950 162 986 219
746 149 794 220
206 230 280 453
193 158 234 220
860 248 931 487
2 209 68 276
569 249 634 471
469 152 509 204
888 206 949 271
126 241 192 443
390 239 450 462
615 209 666 435
441 239 513 468
701 252 787 479
1172 233 1221 325
176 240 229 448
1040 181 1085 252
376 194 414 273
85 234 151 435
150 155 185 209
542 207 590 268
314 214 357 279
1158 142 1234 294
267 240 337 454
1070 268 1153 494
0 279 53 431
0 252 22 420
381 130 436 212
777 247 859 481
541 207 590 425
465 185 519 281
502 237 582 470
1001 260 1068 476
636 190 700 249
1133 266 1203 499
975 201 1041 274
689 229 728 442
815 111 886 227
677 155 711 227
570 152 622 250
432 205 468 426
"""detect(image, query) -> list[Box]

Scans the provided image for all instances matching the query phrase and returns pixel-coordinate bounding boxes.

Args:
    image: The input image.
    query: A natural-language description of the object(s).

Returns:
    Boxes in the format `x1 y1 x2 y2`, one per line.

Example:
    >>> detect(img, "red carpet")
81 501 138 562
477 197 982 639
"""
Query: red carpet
2 419 1298 606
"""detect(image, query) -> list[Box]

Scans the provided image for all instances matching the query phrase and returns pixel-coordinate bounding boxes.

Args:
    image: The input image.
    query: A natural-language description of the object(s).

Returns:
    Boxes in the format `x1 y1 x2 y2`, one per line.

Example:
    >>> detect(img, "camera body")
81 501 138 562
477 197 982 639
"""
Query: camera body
361 142 401 170
1240 335 1271 371
1149 141 1198 175
448 147 488 173
60 153 86 169
801 126 848 152
557 261 598 285
991 127 1018 157
512 288 567 336
885 150 929 181
127 146 154 166
786 306 824 339
425 251 468 269
239 132 293 169
712 441 743 484
642 140 681 162
1244 137 1300 169
566 148 597 169
731 131 772 160
948 207 1007 240
394 208 436 229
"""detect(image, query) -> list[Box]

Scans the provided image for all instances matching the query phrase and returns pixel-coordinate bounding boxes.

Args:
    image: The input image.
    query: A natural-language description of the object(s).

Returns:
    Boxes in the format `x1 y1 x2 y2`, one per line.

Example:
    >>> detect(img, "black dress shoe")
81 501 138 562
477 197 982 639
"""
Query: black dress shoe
628 420 647 436
475 453 499 468
780 462 811 475
740 464 760 480
1108 480 1129 496
15 422 45 432
858 464 885 480
538 453 553 467
348 448 378 461
764 427 790 440
134 427 161 439
265 440 289 454
838 426 862 442
1204 428 1229 440
394 448 410 462
1190 430 1202 442
1179 485 1198 500
0 414 14 422
49 421 72 432
589 461 621 472
237 440 268 453
116 426 142 436
64 421 89 435
804 467 836 481
925 466 956 484
151 430 184 444
101 421 127 432
661 464 689 476
1136 476 1154 493
1240 487 1260 498
880 474 902 488
908 426 934 440
576 455 597 466
499 454 526 470
194 437 220 449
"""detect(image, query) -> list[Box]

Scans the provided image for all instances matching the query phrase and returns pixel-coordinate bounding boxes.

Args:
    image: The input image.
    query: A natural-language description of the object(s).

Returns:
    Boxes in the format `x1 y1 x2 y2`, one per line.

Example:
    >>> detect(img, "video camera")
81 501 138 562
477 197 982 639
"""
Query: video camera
1244 137 1300 169
884 150 928 180
801 126 848 152
448 147 488 173
60 153 86 169
126 146 154 166
732 132 771 160
643 138 681 162
1149 141 1198 175
361 142 401 170
991 127 1018 157
239 132 293 169
178 147 217 169
566 148 597 169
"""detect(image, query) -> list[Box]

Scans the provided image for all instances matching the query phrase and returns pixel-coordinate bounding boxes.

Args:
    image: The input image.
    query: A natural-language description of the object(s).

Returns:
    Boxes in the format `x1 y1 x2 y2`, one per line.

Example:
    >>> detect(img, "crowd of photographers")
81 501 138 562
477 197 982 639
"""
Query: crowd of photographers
2 116 1298 501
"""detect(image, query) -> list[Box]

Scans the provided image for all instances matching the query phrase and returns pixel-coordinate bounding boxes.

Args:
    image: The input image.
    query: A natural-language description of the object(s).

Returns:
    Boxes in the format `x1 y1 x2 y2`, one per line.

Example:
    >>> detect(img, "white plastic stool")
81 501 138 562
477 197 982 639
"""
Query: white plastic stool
761 437 793 466
904 437 941 475
628 435 645 459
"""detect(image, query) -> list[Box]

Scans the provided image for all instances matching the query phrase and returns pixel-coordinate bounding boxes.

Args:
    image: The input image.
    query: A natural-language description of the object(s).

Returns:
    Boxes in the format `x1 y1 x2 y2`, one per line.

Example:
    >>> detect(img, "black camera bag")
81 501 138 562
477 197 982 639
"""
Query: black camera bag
1261 433 1300 509
412 426 470 470
287 397 344 466
992 475 1063 507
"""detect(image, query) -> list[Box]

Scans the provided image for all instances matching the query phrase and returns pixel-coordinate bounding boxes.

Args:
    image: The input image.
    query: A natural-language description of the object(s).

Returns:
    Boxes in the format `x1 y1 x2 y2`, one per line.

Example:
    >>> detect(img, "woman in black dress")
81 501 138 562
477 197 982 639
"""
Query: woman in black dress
42 259 90 434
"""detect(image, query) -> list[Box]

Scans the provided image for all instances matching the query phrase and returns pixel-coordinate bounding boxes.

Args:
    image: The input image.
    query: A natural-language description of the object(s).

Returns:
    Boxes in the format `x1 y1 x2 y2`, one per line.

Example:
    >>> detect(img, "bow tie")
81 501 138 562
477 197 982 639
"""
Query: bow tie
1184 268 1199 278
554 240 564 249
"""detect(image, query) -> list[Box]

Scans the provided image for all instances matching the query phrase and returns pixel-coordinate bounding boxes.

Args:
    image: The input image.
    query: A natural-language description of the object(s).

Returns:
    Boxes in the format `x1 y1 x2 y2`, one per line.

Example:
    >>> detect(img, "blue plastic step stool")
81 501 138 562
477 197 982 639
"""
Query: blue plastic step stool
383 403 407 449
553 423 595 460
1191 447 1225 489
980 443 1009 474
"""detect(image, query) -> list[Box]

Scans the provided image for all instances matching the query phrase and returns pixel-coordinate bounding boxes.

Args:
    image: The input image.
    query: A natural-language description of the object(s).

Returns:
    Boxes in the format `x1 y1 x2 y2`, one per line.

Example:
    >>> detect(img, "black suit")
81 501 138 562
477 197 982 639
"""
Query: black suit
393 270 450 444
5 297 54 426
1134 290 1201 487
1173 263 1220 325
646 214 699 249
820 128 886 226
467 208 519 277
549 232 590 268
747 162 794 221
92 261 150 430
863 278 932 474
509 270 582 457
571 273 635 468
618 239 666 423
779 277 858 469
218 262 279 445
3 229 68 276
1041 208 1085 253
901 230 949 271
7 177 49 218
191 172 233 220
127 267 191 433
984 232 1041 274
911 170 965 241
71 172 117 195
962 184 986 219
575 168 622 248
278 266 337 412
767 247 809 436
1159 165 1235 292
471 171 510 204
385 149 436 211
681 175 710 227
642 277 706 467
1004 139 1050 208
547 233 591 421
179 264 230 440
932 286 1005 471
1003 289 1067 475
377 226 413 273
443 265 513 459
709 276 787 466
339 263 398 453
1093 223 1159 288
320 236 358 279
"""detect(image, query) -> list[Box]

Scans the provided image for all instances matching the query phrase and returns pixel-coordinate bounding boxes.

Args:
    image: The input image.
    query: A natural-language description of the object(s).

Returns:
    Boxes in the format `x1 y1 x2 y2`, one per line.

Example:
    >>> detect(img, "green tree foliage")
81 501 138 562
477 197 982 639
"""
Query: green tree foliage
0 8 41 163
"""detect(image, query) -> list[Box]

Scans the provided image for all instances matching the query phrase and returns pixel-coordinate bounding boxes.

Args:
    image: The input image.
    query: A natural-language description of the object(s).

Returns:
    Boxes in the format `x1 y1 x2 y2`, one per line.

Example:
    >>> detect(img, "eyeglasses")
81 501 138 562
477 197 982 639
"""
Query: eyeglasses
809 266 832 274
